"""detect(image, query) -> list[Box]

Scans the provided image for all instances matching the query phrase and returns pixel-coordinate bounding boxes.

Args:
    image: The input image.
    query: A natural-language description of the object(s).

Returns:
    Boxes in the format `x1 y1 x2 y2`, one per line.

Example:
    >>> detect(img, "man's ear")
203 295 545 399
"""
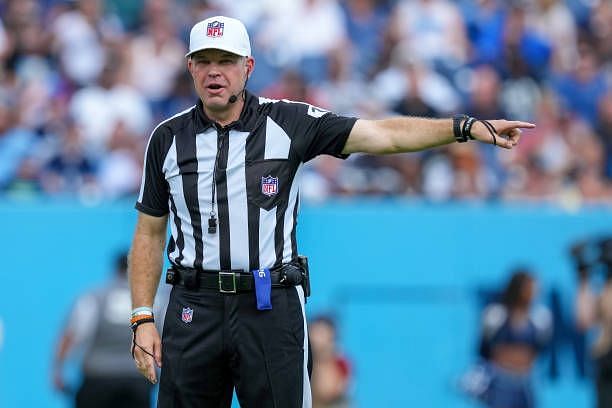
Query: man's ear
245 56 255 78
187 58 193 74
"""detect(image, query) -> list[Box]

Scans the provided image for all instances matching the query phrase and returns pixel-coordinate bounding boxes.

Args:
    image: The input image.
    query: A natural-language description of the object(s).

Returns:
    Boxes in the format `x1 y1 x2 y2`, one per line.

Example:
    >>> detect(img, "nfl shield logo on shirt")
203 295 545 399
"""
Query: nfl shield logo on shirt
181 307 193 323
206 21 224 37
261 175 278 197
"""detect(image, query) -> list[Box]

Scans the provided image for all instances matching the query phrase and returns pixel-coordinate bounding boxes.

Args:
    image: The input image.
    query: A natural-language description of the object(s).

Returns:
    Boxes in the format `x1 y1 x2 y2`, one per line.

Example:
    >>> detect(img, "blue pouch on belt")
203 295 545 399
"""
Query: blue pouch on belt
252 267 272 310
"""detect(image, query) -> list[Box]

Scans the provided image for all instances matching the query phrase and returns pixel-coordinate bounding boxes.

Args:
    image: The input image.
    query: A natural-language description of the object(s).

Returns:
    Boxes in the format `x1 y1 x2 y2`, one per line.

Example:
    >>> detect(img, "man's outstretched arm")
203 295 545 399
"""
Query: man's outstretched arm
342 116 535 155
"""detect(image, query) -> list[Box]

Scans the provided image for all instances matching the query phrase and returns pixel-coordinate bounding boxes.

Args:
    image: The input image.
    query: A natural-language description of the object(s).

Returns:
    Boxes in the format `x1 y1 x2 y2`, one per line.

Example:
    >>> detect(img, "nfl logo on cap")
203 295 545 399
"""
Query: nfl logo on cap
261 176 278 197
181 307 193 323
186 16 251 58
207 21 224 37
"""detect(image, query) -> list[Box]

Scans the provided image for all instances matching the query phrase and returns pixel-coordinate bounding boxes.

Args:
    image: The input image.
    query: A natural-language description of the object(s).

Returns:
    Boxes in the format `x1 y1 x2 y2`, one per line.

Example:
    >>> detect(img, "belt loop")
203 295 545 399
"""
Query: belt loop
183 268 199 289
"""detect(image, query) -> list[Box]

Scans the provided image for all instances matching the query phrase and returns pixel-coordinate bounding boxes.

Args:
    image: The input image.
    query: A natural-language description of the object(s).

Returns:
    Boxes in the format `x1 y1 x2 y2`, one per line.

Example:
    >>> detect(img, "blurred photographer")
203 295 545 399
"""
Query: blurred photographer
573 237 612 408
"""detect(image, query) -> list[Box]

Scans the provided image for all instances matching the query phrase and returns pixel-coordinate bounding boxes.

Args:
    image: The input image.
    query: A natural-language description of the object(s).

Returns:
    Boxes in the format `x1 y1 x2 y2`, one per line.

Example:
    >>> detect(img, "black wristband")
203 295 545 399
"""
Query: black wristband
130 317 155 332
453 114 468 143
462 116 477 140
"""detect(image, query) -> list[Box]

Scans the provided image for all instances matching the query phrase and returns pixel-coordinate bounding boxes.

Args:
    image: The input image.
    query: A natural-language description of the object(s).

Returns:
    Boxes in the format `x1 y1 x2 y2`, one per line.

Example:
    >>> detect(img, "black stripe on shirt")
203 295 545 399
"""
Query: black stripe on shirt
245 126 266 271
216 128 231 270
168 194 184 264
176 127 204 269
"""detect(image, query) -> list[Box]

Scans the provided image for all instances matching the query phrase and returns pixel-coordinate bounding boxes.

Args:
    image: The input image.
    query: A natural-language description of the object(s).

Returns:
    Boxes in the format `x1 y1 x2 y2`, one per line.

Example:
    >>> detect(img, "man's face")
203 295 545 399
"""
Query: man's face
187 49 253 112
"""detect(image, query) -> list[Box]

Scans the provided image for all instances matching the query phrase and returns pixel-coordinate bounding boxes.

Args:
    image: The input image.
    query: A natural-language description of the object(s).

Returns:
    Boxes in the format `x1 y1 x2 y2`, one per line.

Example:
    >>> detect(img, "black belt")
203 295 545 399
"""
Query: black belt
167 264 295 293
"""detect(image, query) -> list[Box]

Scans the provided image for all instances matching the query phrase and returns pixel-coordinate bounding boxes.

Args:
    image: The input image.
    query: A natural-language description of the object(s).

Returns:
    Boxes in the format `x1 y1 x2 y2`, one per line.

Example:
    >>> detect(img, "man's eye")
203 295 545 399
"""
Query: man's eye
221 59 233 64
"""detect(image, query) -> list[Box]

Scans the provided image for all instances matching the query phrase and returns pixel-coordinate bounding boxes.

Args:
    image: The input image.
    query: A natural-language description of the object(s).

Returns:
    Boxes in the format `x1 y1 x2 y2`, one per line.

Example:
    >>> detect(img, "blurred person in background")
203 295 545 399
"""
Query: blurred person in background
127 0 186 121
0 95 39 191
69 51 152 156
388 0 468 79
573 238 612 408
551 43 608 127
39 119 97 196
52 251 166 408
477 269 552 408
50 0 124 87
339 0 392 79
524 0 578 74
256 0 347 83
595 91 612 180
96 120 144 199
310 315 352 408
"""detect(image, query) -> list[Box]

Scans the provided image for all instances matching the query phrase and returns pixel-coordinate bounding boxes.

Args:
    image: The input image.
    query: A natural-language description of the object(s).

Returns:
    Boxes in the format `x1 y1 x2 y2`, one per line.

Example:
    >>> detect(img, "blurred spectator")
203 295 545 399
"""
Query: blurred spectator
464 269 552 408
312 48 370 116
588 1 612 67
574 238 612 408
257 0 347 83
51 251 160 408
340 0 392 79
51 0 124 86
39 119 97 196
462 0 507 66
96 121 143 199
310 315 352 408
524 0 578 74
69 52 152 154
389 0 469 78
551 44 608 126
127 0 186 119
263 69 322 106
596 92 612 180
501 5 552 81
0 97 39 190
373 47 460 116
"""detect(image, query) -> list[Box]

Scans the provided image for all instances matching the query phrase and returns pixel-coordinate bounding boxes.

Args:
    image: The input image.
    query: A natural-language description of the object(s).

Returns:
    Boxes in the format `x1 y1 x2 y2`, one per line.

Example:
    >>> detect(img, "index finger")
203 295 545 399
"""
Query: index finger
135 347 157 383
509 121 536 129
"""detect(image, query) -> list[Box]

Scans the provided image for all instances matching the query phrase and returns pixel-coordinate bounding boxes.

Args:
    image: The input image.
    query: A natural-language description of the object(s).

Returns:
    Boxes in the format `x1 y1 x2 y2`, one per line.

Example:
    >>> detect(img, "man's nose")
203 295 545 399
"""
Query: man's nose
207 65 222 77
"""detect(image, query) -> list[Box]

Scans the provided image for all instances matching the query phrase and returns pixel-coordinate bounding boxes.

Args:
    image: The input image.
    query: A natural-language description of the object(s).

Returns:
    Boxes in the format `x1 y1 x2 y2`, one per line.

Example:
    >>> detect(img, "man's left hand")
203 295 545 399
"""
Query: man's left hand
470 120 535 149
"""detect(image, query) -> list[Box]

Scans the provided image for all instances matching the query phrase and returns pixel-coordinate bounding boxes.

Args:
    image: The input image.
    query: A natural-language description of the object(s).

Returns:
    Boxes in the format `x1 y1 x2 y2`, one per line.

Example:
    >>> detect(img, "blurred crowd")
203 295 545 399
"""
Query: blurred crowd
0 0 611 204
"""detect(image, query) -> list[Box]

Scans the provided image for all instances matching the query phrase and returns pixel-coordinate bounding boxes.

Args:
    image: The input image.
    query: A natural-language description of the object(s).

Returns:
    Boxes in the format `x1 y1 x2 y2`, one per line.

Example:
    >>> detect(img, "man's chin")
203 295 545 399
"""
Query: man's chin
204 98 228 111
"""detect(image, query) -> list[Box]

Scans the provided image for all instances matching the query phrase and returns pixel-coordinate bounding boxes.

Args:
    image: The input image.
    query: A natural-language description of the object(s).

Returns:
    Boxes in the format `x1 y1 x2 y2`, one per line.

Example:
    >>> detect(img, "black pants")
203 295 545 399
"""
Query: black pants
158 284 312 408
597 349 612 408
75 376 151 408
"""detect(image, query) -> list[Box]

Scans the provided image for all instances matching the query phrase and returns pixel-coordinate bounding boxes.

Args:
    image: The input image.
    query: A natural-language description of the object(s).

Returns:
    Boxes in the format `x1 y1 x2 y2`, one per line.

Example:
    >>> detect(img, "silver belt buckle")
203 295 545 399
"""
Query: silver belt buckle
219 271 237 293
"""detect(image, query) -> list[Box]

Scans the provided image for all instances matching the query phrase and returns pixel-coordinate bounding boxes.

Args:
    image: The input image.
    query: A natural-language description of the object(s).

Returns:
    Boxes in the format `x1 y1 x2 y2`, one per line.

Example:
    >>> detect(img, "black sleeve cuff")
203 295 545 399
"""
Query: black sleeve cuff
135 202 169 217
331 117 358 160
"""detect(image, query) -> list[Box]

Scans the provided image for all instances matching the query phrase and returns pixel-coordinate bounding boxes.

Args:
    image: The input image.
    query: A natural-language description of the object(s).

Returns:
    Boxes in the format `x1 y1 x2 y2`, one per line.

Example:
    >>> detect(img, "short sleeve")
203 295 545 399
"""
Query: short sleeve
481 304 507 340
278 102 357 163
66 293 99 346
135 125 173 216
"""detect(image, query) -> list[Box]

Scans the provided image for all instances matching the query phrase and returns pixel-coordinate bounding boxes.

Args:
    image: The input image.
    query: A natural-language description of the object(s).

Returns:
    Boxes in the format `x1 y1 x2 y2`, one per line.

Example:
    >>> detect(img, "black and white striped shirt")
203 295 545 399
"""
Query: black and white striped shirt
136 92 356 272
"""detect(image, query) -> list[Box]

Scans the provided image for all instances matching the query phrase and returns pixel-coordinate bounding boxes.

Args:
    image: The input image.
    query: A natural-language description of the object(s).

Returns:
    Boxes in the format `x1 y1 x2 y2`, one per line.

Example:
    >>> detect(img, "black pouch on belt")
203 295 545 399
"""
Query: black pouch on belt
298 255 311 300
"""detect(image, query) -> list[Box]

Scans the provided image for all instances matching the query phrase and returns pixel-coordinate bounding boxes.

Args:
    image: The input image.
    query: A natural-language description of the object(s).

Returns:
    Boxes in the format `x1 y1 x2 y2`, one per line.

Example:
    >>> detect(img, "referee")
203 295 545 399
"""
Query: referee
129 15 534 408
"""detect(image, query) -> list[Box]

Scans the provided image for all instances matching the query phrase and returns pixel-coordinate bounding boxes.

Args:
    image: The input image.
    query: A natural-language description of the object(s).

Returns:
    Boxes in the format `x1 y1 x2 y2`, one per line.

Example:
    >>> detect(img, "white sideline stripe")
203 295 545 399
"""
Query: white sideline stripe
295 285 312 408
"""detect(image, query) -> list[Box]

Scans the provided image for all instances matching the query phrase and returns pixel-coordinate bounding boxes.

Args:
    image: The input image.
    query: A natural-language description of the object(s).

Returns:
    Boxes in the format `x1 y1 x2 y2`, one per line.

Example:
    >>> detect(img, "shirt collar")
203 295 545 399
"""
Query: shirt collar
194 91 259 133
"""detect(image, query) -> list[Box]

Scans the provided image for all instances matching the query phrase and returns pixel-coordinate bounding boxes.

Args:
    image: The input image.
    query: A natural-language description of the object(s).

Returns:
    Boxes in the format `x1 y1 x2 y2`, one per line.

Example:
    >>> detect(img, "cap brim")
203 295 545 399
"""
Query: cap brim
185 46 249 58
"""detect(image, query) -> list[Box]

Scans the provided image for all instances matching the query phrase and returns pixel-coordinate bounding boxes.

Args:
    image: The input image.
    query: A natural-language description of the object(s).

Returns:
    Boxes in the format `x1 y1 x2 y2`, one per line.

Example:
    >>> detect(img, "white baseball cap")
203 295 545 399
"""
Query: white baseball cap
186 16 251 58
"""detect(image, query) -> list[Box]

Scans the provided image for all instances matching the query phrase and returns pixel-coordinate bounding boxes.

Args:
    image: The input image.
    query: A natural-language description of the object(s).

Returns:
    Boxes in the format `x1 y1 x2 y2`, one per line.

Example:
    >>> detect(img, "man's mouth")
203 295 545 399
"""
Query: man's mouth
206 84 225 96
